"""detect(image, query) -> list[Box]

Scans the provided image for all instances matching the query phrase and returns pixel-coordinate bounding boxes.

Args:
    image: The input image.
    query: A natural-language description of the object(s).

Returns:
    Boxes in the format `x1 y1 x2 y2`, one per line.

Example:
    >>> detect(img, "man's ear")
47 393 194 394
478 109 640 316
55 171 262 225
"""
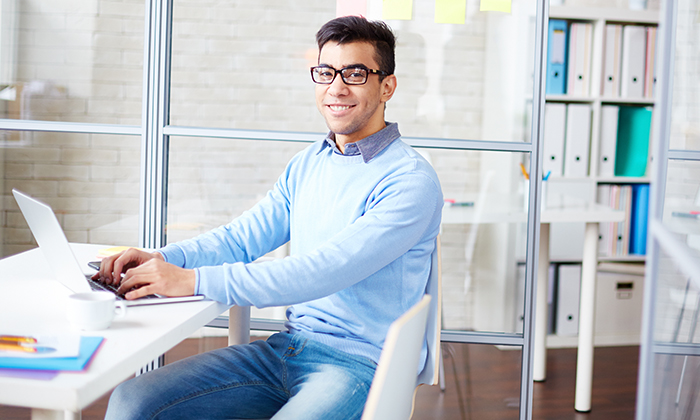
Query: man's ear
380 74 397 103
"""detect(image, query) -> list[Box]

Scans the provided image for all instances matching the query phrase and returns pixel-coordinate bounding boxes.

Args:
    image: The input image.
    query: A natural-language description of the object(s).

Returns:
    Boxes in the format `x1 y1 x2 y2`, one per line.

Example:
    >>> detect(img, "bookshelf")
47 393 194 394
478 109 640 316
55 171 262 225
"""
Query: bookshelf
545 6 659 262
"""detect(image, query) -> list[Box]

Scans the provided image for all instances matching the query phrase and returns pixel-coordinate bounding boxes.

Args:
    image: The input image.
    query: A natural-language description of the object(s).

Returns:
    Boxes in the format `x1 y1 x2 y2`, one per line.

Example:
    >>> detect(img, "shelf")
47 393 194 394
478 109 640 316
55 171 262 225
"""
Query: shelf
549 6 660 24
545 95 654 106
596 176 651 184
598 255 647 263
545 95 594 103
600 97 655 106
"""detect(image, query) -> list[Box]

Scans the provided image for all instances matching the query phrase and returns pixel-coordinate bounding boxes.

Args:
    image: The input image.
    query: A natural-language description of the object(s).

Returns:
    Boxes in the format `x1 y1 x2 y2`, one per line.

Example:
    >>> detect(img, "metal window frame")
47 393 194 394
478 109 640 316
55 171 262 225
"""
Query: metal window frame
633 0 700 418
0 1 552 418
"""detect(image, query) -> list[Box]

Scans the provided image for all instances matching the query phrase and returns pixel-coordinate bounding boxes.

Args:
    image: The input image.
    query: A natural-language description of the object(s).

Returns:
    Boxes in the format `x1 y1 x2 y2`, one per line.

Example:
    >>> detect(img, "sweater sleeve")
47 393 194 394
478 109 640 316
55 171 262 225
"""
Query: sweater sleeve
158 167 292 272
196 170 443 307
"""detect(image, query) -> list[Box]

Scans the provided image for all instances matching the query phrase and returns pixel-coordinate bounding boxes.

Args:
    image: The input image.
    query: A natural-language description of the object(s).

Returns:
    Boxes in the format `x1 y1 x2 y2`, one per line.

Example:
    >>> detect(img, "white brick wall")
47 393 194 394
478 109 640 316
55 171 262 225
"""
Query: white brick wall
2 0 681 332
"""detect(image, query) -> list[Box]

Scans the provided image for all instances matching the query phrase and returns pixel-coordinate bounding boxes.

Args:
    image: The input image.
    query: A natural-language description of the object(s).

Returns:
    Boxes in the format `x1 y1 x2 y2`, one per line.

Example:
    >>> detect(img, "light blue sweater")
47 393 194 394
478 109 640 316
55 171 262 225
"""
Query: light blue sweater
159 128 443 364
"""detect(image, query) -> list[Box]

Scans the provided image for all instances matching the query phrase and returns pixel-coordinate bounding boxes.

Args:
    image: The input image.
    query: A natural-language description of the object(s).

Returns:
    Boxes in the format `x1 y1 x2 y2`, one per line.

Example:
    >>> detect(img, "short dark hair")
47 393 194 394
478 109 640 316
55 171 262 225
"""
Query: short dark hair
316 16 396 77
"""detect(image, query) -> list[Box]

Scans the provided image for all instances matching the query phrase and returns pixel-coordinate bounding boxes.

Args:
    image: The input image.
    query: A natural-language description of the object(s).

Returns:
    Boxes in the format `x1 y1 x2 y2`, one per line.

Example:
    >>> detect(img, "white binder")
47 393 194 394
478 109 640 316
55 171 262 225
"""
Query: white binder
563 104 591 177
601 24 622 97
556 264 581 337
644 26 657 98
598 105 619 177
620 25 647 98
567 22 593 96
543 103 566 177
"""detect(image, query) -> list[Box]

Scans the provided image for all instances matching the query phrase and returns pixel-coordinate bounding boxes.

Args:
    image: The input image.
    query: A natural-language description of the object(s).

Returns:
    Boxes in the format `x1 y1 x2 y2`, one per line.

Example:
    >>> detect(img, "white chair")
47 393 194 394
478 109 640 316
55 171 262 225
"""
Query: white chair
226 238 442 420
362 237 442 420
361 295 432 420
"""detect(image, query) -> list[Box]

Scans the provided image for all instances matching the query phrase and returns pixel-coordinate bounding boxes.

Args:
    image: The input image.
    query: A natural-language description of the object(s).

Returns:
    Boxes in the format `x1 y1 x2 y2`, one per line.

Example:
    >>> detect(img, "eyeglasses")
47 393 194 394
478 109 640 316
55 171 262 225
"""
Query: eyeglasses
310 65 388 85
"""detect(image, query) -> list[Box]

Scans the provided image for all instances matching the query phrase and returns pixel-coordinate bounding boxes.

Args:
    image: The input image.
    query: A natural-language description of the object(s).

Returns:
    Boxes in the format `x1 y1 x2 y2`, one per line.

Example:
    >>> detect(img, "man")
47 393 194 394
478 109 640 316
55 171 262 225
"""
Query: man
101 16 442 420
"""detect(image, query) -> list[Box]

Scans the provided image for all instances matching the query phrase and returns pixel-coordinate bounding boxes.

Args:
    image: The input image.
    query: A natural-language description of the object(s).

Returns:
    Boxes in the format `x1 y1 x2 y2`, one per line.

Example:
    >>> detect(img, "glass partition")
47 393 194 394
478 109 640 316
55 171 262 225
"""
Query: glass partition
0 131 141 258
649 227 700 419
668 0 700 151
169 136 529 334
0 0 144 126
170 0 537 143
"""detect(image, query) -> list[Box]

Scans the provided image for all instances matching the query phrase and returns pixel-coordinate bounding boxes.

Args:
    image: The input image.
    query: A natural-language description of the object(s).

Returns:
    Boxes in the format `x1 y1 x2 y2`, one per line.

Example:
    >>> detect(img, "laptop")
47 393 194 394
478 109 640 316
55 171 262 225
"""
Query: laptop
12 189 205 306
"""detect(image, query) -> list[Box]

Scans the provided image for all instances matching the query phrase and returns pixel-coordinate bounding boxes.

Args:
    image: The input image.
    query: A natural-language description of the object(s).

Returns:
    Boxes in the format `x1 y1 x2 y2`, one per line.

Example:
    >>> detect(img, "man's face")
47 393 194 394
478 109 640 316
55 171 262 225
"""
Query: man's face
315 41 397 147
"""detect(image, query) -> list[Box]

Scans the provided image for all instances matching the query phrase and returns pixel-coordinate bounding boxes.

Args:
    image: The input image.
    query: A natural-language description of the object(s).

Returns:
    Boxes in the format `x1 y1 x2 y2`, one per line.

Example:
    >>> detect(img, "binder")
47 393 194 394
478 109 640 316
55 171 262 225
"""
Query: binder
610 185 633 257
0 336 103 371
598 105 619 177
563 103 591 177
630 183 649 255
567 22 593 96
546 19 569 95
597 185 612 256
543 103 566 177
644 26 657 98
622 185 633 256
601 24 623 97
615 106 652 177
556 264 581 337
620 25 647 98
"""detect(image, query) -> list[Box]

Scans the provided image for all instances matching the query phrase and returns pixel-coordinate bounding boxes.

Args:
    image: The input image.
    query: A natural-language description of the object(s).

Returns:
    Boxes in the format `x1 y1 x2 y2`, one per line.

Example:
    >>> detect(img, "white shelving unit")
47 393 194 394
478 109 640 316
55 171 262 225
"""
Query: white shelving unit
546 5 658 248
543 6 659 346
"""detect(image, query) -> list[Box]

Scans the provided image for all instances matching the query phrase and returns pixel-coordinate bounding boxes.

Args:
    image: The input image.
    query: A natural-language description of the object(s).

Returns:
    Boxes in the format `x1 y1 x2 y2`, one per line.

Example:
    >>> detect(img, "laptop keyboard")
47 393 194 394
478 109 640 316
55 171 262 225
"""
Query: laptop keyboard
87 276 126 299
86 276 159 300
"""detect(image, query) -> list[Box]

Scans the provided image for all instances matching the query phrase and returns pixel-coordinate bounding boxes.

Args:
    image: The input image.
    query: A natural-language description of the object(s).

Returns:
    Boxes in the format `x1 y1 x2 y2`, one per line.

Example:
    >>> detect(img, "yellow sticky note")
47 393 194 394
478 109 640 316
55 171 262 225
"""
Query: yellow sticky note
383 0 413 20
480 0 511 13
435 0 466 24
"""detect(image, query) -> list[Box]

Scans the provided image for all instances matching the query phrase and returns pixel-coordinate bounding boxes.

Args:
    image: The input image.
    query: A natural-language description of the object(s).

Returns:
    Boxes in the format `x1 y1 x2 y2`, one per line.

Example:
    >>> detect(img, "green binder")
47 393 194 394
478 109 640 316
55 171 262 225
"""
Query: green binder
614 106 652 177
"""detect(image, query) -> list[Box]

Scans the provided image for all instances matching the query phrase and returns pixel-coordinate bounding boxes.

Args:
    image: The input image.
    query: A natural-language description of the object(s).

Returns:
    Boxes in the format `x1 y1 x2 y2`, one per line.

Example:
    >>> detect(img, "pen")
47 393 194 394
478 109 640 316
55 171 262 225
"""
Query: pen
0 342 38 353
519 163 530 180
672 212 700 219
0 335 37 344
0 342 56 354
543 171 551 181
444 199 475 207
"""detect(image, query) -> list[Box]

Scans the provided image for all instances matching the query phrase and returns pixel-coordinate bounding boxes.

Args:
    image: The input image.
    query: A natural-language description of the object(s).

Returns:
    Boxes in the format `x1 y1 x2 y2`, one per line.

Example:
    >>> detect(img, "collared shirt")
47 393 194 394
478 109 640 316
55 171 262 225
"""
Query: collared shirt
321 122 401 163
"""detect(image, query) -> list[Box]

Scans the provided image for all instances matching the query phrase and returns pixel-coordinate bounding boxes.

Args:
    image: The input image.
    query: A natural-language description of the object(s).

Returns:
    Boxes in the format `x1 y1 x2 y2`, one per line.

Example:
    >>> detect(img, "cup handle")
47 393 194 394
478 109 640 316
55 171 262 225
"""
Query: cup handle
115 301 127 319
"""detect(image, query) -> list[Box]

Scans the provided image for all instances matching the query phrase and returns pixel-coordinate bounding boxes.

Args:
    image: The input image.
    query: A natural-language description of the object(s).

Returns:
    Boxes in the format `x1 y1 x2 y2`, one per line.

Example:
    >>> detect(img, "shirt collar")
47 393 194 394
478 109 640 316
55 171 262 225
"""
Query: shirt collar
319 122 401 163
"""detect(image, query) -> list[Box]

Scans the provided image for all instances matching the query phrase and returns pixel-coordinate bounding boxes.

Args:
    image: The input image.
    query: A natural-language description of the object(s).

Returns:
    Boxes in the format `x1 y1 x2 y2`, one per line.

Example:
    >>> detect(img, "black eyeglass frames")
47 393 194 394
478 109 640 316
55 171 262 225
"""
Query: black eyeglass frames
310 65 388 85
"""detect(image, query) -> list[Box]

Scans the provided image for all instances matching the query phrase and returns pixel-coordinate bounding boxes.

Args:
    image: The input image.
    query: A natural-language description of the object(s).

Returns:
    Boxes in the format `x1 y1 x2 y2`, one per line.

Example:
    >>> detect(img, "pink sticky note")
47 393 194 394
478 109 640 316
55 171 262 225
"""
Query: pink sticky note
337 0 367 17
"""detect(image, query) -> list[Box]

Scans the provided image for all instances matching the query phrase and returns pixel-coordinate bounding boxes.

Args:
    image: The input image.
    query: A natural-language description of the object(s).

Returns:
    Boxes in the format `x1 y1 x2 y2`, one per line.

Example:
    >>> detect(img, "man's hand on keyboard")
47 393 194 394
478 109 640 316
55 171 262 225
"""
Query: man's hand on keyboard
116 259 196 300
92 248 161 286
92 248 195 300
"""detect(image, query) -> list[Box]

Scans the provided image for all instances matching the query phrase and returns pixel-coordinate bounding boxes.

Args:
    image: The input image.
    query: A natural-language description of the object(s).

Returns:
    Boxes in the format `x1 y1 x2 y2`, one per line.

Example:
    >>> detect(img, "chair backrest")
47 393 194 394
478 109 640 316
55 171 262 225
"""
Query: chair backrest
361 295 432 420
417 237 442 386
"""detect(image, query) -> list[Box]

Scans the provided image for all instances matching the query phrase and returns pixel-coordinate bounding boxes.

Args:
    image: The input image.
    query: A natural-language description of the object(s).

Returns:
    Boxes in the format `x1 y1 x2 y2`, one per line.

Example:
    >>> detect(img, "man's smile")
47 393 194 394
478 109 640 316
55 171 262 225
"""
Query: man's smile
328 104 355 112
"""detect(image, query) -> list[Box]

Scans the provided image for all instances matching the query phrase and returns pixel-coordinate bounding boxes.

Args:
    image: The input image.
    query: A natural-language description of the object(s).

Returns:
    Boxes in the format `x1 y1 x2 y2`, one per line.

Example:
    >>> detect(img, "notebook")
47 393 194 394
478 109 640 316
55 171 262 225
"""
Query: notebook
12 189 205 307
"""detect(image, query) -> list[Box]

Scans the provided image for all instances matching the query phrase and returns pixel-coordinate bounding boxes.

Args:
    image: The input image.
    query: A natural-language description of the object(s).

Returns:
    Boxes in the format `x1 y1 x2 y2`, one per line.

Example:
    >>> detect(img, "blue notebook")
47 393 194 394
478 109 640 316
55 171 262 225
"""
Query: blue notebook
546 19 569 95
0 336 104 371
630 184 649 255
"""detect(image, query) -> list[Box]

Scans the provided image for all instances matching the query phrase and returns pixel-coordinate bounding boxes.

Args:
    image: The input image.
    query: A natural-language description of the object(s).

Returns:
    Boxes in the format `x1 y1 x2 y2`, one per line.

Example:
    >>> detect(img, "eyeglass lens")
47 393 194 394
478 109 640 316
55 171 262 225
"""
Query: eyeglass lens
312 66 368 85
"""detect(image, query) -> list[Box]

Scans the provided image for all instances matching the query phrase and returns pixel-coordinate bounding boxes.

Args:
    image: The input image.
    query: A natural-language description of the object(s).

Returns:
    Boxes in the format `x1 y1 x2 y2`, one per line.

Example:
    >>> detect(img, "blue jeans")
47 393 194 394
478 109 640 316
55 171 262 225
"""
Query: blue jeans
104 332 377 420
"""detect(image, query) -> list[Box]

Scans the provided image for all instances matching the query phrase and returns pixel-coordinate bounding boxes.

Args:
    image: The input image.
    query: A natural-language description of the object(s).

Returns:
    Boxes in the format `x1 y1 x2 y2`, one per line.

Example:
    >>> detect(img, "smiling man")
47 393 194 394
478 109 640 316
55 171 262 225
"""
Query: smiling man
102 16 442 420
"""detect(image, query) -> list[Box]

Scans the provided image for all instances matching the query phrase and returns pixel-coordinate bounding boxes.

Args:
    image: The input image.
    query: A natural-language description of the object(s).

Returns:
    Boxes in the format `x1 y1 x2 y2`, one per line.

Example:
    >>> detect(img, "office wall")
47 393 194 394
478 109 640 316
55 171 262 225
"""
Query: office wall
1 0 667 332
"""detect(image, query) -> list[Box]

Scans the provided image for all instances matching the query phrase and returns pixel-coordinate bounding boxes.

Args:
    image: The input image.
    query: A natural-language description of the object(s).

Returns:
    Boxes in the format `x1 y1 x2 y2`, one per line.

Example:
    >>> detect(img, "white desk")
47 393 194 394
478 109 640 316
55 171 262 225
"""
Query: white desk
443 193 624 412
0 244 229 419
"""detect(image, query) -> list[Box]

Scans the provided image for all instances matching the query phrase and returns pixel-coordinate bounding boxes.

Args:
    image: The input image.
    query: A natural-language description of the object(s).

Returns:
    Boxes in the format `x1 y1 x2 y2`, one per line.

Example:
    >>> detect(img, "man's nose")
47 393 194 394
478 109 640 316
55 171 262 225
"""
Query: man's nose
327 73 349 95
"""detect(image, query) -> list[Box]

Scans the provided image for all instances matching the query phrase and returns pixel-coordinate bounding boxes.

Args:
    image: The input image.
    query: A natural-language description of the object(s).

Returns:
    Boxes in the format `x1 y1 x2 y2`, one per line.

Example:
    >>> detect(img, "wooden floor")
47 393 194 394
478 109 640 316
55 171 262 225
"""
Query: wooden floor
0 338 639 420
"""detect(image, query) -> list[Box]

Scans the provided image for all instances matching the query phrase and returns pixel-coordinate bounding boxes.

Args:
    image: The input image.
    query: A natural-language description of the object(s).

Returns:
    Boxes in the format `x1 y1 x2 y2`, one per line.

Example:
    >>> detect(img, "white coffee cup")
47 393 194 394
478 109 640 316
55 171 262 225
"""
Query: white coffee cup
66 292 127 331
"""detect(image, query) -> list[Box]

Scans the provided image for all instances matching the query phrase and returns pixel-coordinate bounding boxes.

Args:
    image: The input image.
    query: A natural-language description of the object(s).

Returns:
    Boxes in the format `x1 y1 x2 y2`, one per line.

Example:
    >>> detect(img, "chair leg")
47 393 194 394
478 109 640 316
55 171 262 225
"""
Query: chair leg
439 348 446 391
